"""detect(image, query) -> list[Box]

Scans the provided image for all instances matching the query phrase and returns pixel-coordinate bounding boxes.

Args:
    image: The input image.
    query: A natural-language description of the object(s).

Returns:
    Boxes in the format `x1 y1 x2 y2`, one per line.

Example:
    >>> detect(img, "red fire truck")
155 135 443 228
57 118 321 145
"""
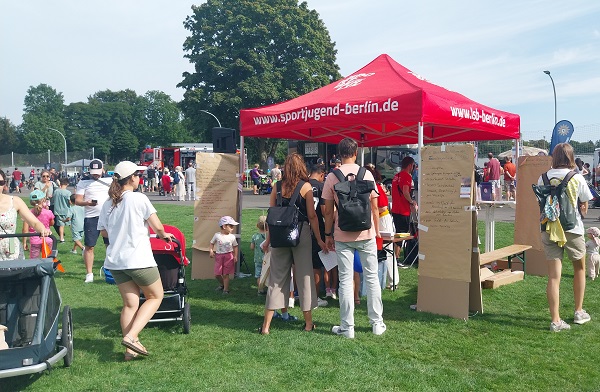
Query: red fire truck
140 144 213 169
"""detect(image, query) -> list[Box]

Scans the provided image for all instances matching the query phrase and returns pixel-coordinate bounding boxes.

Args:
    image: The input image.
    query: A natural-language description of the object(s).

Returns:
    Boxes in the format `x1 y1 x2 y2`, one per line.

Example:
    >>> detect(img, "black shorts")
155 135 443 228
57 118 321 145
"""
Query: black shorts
84 216 109 247
252 177 260 186
392 213 410 233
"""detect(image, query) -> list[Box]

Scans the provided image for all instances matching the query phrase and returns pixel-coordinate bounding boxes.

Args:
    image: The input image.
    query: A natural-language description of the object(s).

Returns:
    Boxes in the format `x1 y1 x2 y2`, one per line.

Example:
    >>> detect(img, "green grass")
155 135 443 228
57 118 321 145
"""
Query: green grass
2 205 600 391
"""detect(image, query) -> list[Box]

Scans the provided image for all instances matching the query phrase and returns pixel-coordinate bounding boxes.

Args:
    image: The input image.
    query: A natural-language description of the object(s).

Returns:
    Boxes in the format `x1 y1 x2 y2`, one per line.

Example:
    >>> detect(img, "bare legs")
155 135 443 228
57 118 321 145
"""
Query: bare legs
83 246 94 274
547 257 586 323
118 279 164 352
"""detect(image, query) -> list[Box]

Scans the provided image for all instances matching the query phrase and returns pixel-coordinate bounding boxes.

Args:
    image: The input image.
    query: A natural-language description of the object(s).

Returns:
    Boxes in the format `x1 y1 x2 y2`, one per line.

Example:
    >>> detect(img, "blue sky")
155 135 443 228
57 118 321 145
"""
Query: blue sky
1 1 599 141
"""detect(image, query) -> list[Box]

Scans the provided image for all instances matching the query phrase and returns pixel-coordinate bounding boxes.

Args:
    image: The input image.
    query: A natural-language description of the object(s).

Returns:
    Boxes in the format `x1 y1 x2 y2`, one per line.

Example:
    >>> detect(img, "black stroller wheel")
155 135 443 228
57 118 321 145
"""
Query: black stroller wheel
62 305 74 367
183 302 191 334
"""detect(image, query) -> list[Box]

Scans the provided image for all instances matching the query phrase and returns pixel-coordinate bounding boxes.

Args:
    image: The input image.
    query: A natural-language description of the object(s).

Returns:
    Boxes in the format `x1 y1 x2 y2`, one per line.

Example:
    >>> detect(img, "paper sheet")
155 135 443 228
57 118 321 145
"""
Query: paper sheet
319 250 338 271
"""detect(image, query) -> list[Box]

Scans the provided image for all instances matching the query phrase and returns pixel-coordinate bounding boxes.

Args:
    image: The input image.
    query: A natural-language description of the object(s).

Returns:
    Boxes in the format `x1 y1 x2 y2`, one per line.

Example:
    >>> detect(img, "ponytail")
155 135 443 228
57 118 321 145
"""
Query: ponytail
108 175 132 206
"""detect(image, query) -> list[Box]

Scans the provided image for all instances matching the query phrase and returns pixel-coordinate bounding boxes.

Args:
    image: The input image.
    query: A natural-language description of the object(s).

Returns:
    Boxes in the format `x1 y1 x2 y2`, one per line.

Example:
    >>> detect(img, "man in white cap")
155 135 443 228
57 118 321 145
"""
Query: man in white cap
75 159 111 283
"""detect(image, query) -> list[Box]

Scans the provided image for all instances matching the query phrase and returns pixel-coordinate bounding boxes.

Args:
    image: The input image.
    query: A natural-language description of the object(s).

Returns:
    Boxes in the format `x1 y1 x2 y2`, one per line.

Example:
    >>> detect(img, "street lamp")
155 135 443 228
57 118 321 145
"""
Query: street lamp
543 70 557 126
47 127 67 166
200 110 222 127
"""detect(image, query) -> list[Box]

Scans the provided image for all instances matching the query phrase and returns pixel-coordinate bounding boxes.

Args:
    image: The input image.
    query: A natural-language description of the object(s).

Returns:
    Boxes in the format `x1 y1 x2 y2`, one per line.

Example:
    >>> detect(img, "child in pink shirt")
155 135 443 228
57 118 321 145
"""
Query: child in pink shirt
23 190 54 258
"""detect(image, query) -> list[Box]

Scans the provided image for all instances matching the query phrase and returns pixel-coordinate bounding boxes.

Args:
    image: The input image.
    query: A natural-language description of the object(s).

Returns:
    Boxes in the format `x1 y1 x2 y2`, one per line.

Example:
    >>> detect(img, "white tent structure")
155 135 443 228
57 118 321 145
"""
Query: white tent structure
63 159 92 176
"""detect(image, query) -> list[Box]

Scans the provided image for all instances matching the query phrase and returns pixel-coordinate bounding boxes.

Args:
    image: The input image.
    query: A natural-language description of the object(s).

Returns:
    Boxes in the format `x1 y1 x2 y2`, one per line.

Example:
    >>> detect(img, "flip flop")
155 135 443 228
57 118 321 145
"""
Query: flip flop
121 336 149 356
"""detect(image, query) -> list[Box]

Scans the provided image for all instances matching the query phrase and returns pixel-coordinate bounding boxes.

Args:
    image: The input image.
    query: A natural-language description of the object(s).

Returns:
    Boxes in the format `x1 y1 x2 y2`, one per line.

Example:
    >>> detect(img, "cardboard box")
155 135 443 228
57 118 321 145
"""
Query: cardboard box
480 267 495 281
482 270 524 289
495 259 524 271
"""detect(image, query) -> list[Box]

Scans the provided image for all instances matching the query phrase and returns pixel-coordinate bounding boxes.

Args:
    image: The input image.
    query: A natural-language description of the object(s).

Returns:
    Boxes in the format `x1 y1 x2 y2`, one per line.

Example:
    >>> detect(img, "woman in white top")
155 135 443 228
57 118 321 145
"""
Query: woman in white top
98 161 175 361
175 166 186 201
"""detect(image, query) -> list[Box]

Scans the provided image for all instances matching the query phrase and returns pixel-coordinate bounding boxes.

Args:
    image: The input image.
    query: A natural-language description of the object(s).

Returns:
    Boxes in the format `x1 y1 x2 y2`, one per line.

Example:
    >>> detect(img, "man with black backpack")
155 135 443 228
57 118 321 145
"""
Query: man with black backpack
322 138 385 339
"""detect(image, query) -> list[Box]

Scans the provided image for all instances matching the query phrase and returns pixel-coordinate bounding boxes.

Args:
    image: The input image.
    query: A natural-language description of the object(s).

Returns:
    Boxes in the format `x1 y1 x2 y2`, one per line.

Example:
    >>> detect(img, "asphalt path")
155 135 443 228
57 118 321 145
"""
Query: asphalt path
13 186 600 226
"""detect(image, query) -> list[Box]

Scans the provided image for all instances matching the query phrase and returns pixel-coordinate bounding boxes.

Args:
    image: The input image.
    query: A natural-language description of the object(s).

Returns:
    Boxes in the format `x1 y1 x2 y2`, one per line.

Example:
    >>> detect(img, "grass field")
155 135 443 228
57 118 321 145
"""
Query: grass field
2 203 599 391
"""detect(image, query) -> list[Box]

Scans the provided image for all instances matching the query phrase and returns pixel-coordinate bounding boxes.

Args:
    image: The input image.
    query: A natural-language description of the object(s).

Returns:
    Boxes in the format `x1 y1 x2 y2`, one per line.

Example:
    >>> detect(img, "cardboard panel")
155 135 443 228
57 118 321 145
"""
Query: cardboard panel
514 156 552 276
417 275 470 319
192 248 217 280
419 144 474 282
193 153 240 252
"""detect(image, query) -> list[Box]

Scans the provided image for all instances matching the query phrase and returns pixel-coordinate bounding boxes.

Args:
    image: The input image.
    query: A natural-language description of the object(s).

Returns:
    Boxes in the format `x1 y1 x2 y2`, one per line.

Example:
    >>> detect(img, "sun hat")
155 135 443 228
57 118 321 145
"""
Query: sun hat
219 216 239 227
587 227 600 246
113 161 147 179
89 159 104 175
29 190 46 202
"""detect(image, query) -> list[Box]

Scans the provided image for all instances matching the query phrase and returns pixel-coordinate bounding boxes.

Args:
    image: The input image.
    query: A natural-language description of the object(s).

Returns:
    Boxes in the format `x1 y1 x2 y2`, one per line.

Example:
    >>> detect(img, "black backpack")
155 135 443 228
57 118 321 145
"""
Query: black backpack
333 167 375 232
266 181 305 248
532 170 578 231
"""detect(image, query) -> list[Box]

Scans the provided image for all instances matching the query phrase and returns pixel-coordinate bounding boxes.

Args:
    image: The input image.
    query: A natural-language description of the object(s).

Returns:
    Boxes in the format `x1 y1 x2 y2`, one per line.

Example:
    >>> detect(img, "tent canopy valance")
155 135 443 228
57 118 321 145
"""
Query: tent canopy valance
239 54 520 146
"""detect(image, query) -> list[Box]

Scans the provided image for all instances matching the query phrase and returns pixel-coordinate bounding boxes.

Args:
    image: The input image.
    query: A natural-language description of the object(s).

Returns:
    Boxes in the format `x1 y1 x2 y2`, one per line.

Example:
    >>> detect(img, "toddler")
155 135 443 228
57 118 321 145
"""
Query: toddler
66 194 85 254
586 227 600 280
250 216 268 295
209 216 239 294
23 190 54 258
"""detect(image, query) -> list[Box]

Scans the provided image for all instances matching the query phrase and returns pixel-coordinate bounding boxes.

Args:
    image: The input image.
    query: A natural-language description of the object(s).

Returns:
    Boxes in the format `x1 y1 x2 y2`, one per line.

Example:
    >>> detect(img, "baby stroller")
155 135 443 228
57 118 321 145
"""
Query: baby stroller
258 174 272 195
0 233 73 379
144 225 191 333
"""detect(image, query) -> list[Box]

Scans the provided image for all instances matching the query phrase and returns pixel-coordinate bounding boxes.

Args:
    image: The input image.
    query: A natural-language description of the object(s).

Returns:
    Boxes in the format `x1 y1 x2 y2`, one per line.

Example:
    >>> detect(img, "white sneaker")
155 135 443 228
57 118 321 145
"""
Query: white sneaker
331 325 354 339
70 250 78 255
288 297 295 308
574 310 591 325
316 297 328 308
84 273 94 283
331 291 337 300
373 323 387 335
550 320 571 332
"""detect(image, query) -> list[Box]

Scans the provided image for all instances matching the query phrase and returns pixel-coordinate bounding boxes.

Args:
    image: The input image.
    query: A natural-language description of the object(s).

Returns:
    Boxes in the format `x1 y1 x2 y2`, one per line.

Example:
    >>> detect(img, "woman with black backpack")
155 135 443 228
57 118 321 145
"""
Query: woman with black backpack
259 153 326 334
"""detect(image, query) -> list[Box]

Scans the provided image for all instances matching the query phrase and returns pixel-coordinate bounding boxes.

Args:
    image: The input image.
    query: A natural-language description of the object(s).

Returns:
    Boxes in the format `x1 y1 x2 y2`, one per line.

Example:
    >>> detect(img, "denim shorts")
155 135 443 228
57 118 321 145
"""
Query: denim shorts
84 216 109 247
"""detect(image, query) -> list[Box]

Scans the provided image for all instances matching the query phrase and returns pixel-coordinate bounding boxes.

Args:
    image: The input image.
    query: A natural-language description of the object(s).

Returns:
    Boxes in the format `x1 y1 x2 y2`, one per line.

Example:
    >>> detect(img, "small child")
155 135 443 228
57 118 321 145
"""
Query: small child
52 178 72 242
66 194 85 254
209 216 239 294
585 227 600 280
23 190 54 258
250 216 268 295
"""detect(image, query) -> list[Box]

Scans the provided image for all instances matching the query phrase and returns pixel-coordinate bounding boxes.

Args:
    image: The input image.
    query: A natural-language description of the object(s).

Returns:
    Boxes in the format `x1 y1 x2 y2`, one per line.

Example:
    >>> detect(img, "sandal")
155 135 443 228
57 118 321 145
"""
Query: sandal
124 351 139 361
121 335 149 356
302 323 316 332
258 326 269 335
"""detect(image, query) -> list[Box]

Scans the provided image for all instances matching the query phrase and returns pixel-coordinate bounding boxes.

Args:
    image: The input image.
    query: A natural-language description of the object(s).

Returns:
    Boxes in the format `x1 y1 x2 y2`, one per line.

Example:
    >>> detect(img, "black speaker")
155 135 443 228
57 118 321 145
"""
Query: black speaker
212 127 236 153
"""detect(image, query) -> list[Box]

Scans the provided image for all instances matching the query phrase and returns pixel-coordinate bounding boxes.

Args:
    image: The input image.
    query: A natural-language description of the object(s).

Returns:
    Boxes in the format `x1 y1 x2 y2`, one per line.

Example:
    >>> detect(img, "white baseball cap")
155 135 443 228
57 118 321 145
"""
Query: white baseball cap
113 161 147 179
219 216 239 227
89 159 104 175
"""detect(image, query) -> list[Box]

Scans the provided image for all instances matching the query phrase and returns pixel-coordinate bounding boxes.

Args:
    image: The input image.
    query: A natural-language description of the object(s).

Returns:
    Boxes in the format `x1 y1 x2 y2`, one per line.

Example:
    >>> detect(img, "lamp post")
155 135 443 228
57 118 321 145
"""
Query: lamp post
200 110 222 127
47 127 67 166
543 70 557 126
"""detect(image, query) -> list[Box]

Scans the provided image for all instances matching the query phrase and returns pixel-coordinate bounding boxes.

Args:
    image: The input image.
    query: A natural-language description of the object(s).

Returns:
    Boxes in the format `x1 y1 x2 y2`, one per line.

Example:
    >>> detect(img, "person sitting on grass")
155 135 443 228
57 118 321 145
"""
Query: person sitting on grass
209 216 239 294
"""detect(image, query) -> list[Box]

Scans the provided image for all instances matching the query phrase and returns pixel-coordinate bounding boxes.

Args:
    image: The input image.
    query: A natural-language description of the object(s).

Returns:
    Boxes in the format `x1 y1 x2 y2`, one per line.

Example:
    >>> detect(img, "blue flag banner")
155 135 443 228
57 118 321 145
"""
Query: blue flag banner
549 120 574 155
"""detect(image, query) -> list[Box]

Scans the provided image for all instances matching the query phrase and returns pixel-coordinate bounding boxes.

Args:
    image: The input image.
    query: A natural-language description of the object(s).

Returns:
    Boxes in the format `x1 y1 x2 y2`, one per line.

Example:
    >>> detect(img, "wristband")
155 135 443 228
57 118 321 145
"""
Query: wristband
324 232 332 237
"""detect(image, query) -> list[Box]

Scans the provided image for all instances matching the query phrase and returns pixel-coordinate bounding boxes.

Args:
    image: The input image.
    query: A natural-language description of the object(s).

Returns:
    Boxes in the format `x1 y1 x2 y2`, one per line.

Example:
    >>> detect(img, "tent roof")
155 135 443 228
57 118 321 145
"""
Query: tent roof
240 54 520 146
63 159 92 168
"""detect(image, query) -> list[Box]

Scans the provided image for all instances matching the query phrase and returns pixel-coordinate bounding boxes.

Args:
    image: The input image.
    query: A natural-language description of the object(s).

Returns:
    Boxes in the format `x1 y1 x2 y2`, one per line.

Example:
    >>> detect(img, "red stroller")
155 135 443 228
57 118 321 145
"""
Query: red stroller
143 225 191 333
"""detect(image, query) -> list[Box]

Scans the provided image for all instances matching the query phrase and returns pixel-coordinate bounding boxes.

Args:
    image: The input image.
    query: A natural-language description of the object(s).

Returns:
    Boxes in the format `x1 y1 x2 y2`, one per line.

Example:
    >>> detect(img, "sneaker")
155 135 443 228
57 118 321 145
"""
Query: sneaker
222 290 230 295
215 285 224 291
316 297 328 308
325 290 332 298
84 273 94 283
331 325 355 339
70 250 78 255
550 320 571 332
373 323 387 335
282 314 298 322
574 310 591 325
288 297 295 308
273 311 282 319
331 291 337 300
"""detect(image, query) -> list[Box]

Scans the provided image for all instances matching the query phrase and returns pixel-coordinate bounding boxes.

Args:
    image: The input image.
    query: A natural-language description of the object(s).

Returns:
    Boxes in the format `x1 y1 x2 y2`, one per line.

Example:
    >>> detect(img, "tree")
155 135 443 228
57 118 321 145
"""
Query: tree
142 90 190 146
20 84 65 153
0 117 20 154
178 0 341 165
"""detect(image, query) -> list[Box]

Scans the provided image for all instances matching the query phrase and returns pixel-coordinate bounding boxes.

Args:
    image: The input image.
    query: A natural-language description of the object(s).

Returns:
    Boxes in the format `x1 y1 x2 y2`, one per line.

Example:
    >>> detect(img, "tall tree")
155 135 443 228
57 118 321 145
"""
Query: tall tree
0 117 20 154
20 84 65 153
142 90 190 146
178 0 341 165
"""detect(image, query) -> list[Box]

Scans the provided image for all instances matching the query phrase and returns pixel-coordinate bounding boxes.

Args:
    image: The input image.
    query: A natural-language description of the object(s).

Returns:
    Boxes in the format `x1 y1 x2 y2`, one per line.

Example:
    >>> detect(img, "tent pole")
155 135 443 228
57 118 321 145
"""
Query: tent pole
418 122 424 235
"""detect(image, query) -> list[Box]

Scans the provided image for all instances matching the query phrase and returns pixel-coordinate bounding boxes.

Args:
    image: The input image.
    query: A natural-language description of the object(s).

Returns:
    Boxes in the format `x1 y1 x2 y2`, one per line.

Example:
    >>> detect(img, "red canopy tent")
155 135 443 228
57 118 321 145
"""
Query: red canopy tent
239 54 520 146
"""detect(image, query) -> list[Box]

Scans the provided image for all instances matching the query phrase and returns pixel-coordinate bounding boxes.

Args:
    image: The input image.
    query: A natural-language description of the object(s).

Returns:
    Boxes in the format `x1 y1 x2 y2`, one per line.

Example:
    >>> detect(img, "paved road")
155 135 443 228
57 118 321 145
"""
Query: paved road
13 187 600 225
